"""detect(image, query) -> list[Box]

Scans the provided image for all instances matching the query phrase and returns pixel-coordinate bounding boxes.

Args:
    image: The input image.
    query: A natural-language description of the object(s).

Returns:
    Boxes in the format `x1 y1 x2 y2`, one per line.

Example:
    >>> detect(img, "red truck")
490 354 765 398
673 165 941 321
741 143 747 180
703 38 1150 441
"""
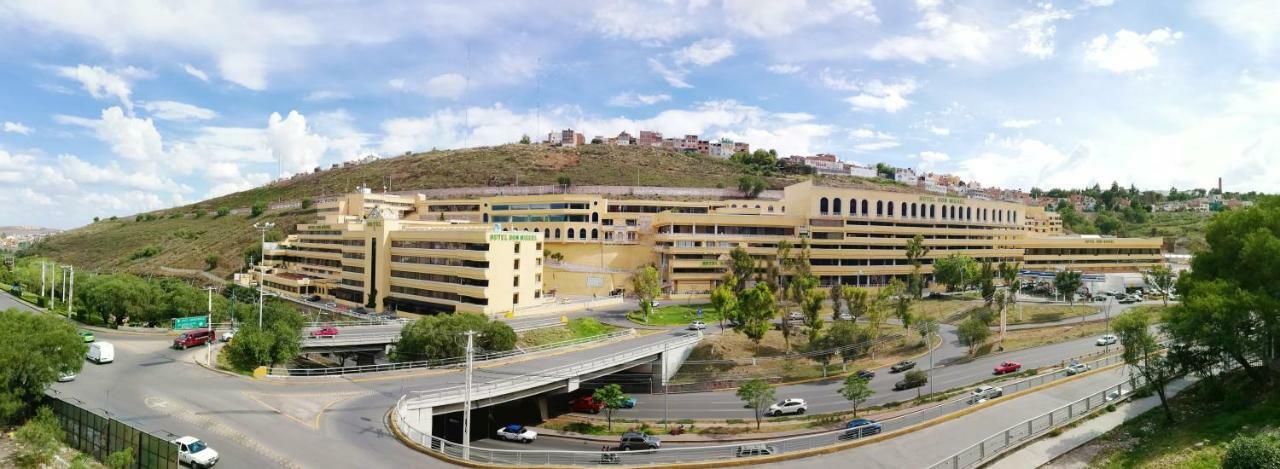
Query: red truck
993 361 1022 375
173 329 214 349
569 396 604 414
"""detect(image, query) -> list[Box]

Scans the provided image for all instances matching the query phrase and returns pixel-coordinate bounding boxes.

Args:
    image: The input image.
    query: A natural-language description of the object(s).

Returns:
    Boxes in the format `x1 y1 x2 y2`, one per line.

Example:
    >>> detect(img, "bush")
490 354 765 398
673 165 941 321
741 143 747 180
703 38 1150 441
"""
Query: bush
301 198 314 209
251 201 267 217
1105 403 1116 412
14 406 64 468
216 206 230 218
106 447 136 469
204 255 220 271
129 244 162 260
725 418 745 424
1223 434 1280 469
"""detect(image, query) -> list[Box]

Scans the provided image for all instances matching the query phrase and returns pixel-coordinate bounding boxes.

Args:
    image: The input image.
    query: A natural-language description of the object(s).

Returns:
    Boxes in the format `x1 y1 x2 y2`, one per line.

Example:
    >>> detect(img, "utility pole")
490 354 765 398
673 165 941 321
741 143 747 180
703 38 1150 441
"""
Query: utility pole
927 319 935 396
40 262 46 298
67 266 74 319
257 283 265 329
663 339 670 430
462 330 475 460
205 286 219 366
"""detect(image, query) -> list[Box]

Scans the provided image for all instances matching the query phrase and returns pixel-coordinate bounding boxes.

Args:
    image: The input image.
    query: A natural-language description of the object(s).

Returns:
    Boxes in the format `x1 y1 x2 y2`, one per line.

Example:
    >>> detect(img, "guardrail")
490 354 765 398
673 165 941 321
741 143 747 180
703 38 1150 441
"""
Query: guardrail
393 350 1129 466
506 317 565 332
299 331 402 348
270 329 638 377
403 331 702 410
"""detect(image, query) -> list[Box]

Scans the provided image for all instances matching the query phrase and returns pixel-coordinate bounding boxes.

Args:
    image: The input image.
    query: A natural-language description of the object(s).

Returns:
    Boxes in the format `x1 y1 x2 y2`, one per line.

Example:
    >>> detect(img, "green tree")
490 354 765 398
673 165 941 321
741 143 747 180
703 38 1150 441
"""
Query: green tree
105 447 136 469
519 134 531 144
903 369 929 397
734 283 776 351
903 234 930 298
957 316 991 354
979 261 996 306
592 384 629 431
556 175 571 187
631 265 661 321
392 313 517 362
838 375 875 417
1143 264 1176 307
1166 279 1267 386
737 175 767 198
810 333 836 377
999 261 1022 322
914 319 940 348
0 309 87 423
829 283 845 320
1222 434 1280 469
301 198 314 209
887 278 913 330
801 287 826 346
729 247 754 292
216 206 230 217
204 254 220 271
14 406 63 468
933 254 977 292
1054 270 1084 308
710 277 739 331
843 286 870 321
828 320 872 371
1113 308 1177 422
736 378 776 430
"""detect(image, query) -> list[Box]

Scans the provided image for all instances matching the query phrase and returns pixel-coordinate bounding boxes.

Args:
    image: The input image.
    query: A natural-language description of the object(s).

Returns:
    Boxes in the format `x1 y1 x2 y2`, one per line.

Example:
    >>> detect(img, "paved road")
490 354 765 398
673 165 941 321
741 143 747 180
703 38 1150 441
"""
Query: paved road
1002 299 1161 331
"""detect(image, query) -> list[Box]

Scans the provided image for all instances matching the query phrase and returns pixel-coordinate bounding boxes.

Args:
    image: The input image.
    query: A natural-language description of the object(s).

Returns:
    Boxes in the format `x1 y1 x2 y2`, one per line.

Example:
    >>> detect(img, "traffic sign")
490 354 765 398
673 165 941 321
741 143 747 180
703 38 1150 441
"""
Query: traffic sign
173 316 208 330
697 308 703 317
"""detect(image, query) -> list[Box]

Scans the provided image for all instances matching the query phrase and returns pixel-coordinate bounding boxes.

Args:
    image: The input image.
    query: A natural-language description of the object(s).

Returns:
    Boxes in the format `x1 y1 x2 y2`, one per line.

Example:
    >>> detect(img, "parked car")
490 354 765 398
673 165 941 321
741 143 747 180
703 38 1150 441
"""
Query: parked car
495 424 537 443
220 328 237 342
354 307 368 315
788 311 804 321
173 329 214 349
324 301 337 308
570 396 604 414
172 436 219 469
310 326 339 338
842 418 882 439
855 369 875 380
890 361 917 373
837 312 853 321
1096 334 1118 346
1118 296 1139 304
618 431 660 450
969 385 1003 404
305 295 321 302
80 330 95 343
768 398 808 416
735 444 777 457
1065 363 1091 376
688 321 707 330
86 342 114 364
993 361 1022 375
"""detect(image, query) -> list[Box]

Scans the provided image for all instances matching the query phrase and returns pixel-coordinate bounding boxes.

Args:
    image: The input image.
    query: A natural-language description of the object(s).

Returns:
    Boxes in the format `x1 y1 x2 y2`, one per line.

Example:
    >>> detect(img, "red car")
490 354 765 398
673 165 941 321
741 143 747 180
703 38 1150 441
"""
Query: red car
173 329 214 349
569 396 604 414
994 361 1022 375
310 326 339 338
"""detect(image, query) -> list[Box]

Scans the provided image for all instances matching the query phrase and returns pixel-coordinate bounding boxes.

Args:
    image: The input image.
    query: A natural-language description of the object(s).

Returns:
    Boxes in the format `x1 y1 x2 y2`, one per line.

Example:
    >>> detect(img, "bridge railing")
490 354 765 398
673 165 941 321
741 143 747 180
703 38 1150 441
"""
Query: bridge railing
403 331 702 410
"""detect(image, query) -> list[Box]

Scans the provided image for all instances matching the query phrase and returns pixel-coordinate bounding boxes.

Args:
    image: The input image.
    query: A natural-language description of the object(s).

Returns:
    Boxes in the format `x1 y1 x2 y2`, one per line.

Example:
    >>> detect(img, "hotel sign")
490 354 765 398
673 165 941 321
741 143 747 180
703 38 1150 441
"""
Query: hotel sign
919 196 966 204
1084 239 1115 244
489 233 538 242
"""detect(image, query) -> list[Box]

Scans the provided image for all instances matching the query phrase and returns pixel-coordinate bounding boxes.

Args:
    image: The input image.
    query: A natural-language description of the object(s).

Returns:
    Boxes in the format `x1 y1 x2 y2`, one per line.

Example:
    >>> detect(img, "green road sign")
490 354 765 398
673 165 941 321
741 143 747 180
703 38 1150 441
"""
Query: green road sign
173 316 208 330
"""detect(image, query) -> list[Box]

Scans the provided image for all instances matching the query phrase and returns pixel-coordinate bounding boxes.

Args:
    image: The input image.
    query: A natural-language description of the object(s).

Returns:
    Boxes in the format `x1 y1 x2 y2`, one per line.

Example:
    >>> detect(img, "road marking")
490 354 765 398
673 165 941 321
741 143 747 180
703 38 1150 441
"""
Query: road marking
143 394 303 469
241 391 370 430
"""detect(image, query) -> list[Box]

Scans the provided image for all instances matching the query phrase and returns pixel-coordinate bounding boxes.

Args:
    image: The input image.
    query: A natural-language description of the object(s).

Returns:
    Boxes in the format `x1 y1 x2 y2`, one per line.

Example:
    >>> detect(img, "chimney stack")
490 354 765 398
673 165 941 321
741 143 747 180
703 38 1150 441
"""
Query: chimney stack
1218 177 1223 194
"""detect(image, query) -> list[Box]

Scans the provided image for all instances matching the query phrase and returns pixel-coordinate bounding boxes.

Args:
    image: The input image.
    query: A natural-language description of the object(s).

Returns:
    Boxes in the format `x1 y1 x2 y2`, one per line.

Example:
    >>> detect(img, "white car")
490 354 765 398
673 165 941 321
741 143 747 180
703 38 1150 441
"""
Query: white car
688 321 707 330
57 371 78 382
495 424 537 443
325 301 337 308
788 311 804 321
768 398 807 416
220 329 237 342
969 385 1003 404
1065 363 1091 375
172 436 219 468
1096 334 1117 346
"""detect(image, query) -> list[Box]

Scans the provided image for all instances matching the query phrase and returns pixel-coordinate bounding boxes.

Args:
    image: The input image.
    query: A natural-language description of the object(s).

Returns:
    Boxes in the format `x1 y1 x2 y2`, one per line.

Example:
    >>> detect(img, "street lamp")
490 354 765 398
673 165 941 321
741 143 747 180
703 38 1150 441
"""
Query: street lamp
204 286 219 365
462 330 476 460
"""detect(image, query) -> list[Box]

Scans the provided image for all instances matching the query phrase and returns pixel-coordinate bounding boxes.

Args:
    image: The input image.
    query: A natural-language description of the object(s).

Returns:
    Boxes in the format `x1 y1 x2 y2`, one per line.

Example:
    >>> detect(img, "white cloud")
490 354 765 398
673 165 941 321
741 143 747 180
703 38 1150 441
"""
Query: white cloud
206 172 272 199
849 127 898 152
1012 5 1073 59
917 151 950 164
723 0 878 38
850 128 894 140
388 78 407 90
1193 0 1279 56
867 3 990 63
589 0 696 43
1085 28 1182 73
674 38 735 66
819 69 861 92
767 63 802 75
424 73 468 99
608 92 673 107
57 106 165 162
853 141 901 151
843 79 919 113
55 64 146 110
305 90 350 101
3 121 32 134
138 100 218 121
648 58 692 88
266 110 329 176
1001 119 1041 129
930 126 950 136
1083 0 1114 6
19 188 53 206
182 63 209 82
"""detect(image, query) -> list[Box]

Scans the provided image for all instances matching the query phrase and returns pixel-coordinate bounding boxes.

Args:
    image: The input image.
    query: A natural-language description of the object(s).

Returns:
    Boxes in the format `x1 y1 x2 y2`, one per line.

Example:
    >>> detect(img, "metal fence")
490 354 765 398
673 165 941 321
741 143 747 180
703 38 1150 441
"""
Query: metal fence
46 395 179 469
392 347 1127 466
269 329 638 377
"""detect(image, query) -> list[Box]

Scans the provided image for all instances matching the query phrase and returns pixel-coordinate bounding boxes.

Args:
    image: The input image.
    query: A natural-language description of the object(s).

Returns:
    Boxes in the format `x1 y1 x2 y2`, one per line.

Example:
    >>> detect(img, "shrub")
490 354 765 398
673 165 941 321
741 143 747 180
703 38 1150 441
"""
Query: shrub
1223 434 1280 469
106 447 136 469
204 255 220 271
301 198 314 209
216 206 230 217
14 406 63 468
134 214 144 222
725 418 745 424
129 245 162 260
251 201 267 217
193 210 204 219
1105 403 1116 412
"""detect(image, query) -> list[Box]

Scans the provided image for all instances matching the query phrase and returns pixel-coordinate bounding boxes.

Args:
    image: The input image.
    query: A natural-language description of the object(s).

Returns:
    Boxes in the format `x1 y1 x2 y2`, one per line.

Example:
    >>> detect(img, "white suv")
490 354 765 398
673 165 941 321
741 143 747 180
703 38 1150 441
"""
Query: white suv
1096 334 1117 346
969 386 1003 404
172 436 218 468
768 398 808 416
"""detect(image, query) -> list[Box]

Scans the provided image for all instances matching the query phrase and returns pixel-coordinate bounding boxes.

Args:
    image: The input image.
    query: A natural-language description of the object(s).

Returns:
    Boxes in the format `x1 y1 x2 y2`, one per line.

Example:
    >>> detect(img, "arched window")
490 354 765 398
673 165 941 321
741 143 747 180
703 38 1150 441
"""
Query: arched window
483 213 489 223
554 228 561 239
768 206 774 212
861 200 868 215
930 204 936 219
567 229 575 239
544 228 550 239
900 202 907 217
910 203 917 218
591 229 599 239
819 197 829 214
849 198 857 215
592 212 599 223
876 201 883 216
833 198 842 215
967 207 973 220
888 202 895 216
731 204 737 208
579 228 587 239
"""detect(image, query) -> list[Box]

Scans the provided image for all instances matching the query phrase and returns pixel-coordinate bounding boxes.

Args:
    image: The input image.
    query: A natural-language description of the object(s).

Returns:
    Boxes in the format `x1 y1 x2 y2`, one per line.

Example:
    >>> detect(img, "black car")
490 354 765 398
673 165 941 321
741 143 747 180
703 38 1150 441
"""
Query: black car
618 431 660 451
855 370 875 380
890 361 916 373
894 378 924 391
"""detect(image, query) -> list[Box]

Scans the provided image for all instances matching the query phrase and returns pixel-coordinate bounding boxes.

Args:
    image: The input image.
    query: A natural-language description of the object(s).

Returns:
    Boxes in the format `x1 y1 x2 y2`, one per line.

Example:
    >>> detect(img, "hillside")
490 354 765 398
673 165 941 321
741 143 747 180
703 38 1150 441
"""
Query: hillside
24 144 907 278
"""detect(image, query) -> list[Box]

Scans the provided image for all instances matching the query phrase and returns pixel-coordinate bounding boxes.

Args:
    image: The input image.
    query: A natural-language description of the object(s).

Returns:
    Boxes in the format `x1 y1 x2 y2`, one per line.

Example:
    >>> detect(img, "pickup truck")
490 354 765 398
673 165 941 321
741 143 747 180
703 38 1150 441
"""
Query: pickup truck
993 361 1022 375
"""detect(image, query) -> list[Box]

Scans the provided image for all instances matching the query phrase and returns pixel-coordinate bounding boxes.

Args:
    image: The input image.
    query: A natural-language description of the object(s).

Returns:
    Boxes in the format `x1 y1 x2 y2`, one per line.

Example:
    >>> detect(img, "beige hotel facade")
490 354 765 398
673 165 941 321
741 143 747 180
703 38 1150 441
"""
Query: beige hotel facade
251 181 1163 315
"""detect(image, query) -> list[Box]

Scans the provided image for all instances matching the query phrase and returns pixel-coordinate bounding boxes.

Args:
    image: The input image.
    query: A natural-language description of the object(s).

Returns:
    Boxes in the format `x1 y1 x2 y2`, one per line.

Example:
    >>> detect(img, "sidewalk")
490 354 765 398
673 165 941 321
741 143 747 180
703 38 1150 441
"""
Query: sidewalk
987 375 1199 469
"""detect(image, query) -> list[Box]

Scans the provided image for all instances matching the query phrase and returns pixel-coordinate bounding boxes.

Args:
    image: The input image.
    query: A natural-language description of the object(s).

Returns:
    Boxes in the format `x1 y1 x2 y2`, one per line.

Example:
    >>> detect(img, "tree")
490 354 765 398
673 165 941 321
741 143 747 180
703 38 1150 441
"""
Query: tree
887 278 913 330
999 261 1022 323
204 254 220 271
737 175 767 198
710 278 739 332
914 319 940 348
250 201 267 217
729 247 755 292
1054 270 1084 307
829 320 872 371
556 175 572 188
301 198 314 209
838 375 875 417
105 448 136 469
1222 434 1280 469
1113 308 1177 422
0 308 86 423
903 234 930 298
392 313 517 362
843 286 870 321
933 254 978 292
519 134 532 144
829 283 845 320
14 406 63 468
801 287 826 346
592 384 629 431
1165 279 1267 386
979 261 996 306
734 284 776 351
810 333 836 376
957 316 992 354
1143 265 1176 307
903 369 928 397
631 265 661 321
736 378 776 430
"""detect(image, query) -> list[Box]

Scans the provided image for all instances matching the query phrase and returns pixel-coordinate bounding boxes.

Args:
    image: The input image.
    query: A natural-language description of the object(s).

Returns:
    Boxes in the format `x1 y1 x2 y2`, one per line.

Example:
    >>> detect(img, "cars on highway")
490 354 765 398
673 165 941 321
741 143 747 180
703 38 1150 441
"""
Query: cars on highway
570 396 604 414
173 329 214 349
622 397 637 409
220 328 237 342
1096 334 1117 346
893 377 924 391
173 436 219 468
688 321 707 330
993 361 1022 375
768 398 808 416
837 312 853 321
890 361 916 373
841 418 882 438
1065 363 1091 375
79 330 95 342
86 342 114 364
306 294 322 302
495 424 537 443
618 431 660 450
310 326 340 338
1118 295 1140 304
969 385 1003 404
735 444 777 457
855 369 875 380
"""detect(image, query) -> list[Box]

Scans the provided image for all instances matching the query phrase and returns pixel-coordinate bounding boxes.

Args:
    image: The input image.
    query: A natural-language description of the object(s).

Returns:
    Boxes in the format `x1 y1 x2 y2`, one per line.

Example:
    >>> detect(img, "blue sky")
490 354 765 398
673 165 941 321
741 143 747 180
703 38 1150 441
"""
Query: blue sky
1 0 1278 228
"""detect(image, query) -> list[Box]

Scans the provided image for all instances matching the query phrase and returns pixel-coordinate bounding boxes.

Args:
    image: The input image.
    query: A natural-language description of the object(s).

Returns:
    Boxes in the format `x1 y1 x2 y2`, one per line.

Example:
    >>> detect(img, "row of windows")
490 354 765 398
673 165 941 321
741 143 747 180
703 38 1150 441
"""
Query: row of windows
662 226 794 236
298 238 366 246
299 229 342 235
491 202 590 211
390 285 488 305
290 246 341 254
425 204 481 212
390 269 489 286
342 265 365 273
491 214 590 223
818 197 1020 225
1024 259 1161 265
390 255 490 269
1025 248 1161 256
343 252 365 259
391 240 488 251
608 205 708 214
340 278 364 288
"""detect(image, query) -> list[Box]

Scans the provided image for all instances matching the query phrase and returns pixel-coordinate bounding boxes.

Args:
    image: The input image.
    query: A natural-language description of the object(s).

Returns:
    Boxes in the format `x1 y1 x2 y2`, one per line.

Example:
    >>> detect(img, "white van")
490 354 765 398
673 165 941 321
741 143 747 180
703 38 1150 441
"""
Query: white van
87 342 114 364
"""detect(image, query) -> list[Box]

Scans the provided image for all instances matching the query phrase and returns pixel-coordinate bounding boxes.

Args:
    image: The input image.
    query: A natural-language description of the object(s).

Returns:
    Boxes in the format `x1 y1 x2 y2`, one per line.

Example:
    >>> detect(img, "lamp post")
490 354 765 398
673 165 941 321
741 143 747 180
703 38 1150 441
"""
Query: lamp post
462 330 475 460
204 286 219 365
927 319 935 396
67 266 74 319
